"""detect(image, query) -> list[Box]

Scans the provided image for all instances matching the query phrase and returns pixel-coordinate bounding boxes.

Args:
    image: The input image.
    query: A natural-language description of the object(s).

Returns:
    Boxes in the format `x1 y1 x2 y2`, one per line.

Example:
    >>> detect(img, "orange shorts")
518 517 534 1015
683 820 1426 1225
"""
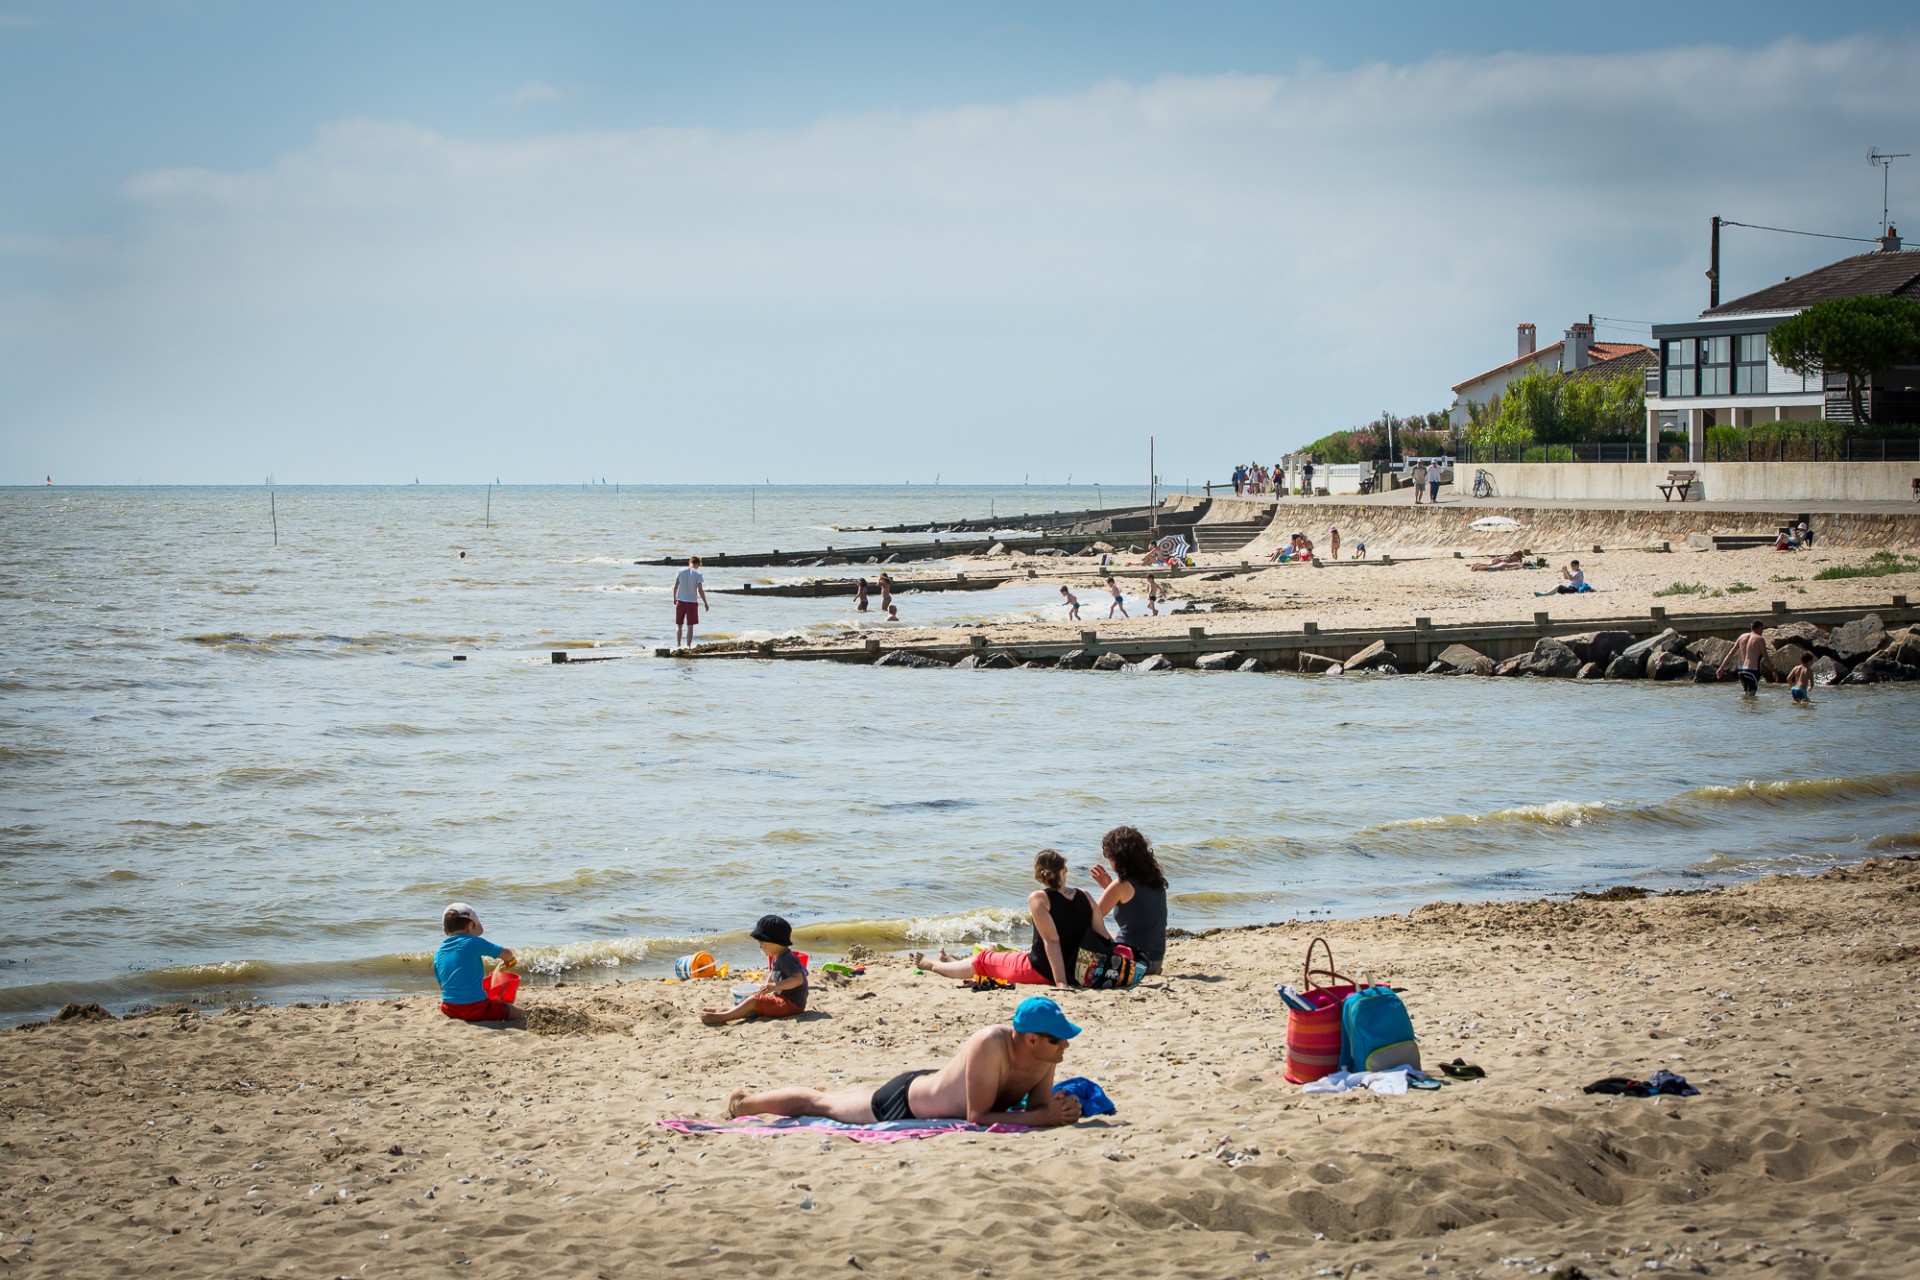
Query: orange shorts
752 993 803 1018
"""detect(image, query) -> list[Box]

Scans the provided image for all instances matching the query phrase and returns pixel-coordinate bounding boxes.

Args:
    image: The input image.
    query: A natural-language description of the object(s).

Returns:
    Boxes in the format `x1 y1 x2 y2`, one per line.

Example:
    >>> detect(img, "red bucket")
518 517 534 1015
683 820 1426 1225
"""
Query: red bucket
483 970 520 1003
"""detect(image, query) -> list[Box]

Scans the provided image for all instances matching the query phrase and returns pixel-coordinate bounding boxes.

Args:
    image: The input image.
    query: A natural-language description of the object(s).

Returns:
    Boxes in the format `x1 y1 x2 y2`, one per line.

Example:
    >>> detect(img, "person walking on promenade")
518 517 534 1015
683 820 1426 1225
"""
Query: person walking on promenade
1410 460 1428 505
1718 621 1770 697
673 556 711 648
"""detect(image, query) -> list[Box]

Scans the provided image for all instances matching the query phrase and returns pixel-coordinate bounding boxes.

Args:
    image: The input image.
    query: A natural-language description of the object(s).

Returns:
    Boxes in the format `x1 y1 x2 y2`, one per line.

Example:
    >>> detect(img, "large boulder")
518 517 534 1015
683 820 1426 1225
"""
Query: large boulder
1829 614 1889 665
1493 653 1531 677
1194 651 1244 671
1764 643 1811 683
1603 653 1644 680
1056 649 1095 670
1091 652 1128 671
1810 655 1849 686
1888 627 1920 669
1842 656 1920 684
1126 654 1174 673
1432 643 1495 676
1764 620 1829 653
1516 637 1582 678
1649 651 1692 681
1561 630 1635 665
1236 657 1272 673
1344 640 1398 672
1688 636 1735 679
1621 628 1686 665
1577 661 1605 680
874 651 948 668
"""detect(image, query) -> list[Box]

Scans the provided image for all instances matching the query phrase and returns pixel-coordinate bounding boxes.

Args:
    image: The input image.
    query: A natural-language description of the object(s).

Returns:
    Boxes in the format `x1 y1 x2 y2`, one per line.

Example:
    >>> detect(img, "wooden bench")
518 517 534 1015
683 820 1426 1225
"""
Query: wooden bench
1657 469 1698 502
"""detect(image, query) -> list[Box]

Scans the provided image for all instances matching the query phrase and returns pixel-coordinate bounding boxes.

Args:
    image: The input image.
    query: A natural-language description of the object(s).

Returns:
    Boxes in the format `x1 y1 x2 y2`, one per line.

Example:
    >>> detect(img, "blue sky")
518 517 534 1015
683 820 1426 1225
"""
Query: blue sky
3 1 1917 484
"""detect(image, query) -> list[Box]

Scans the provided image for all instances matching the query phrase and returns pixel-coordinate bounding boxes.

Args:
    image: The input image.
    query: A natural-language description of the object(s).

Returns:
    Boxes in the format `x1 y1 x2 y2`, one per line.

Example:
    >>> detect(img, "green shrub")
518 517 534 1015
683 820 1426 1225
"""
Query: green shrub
1812 551 1920 580
1653 582 1710 597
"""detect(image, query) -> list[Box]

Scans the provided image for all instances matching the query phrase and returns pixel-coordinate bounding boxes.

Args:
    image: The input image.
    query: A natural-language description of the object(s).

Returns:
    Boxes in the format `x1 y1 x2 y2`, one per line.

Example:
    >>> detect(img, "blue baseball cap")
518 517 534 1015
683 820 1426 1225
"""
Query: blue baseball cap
1011 996 1081 1041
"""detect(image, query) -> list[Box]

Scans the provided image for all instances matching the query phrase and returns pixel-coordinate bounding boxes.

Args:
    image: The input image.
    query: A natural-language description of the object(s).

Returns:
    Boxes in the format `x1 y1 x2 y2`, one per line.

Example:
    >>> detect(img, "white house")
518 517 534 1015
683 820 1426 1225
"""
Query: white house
1645 230 1920 459
1450 319 1649 428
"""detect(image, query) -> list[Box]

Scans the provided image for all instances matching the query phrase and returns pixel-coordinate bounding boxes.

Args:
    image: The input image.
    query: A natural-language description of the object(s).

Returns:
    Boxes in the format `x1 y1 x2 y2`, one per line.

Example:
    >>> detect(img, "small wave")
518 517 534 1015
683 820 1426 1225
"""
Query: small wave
1869 832 1920 850
1681 771 1920 807
217 765 341 789
1371 800 1632 832
876 799 978 812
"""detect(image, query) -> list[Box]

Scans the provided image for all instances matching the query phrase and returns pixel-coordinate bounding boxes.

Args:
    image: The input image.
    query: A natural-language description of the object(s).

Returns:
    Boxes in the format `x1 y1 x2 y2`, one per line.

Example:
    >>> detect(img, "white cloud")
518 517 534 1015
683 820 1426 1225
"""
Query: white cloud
503 79 566 106
12 34 1920 481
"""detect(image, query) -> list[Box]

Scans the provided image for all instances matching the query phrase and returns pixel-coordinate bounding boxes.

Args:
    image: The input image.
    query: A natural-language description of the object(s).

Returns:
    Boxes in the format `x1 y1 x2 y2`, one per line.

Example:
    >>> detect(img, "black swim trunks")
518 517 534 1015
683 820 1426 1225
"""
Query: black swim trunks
870 1069 935 1123
1737 667 1759 693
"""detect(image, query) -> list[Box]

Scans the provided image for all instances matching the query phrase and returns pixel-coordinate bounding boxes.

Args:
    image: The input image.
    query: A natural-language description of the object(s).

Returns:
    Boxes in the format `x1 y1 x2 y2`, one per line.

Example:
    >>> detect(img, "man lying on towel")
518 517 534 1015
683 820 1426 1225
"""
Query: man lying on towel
724 996 1086 1127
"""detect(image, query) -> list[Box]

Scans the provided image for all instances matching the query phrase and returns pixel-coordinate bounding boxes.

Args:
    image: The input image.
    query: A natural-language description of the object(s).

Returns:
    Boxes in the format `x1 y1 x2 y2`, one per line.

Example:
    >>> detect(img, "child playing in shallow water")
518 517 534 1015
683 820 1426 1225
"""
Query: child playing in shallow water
702 914 808 1025
1789 658 1814 705
434 902 520 1023
1060 585 1081 620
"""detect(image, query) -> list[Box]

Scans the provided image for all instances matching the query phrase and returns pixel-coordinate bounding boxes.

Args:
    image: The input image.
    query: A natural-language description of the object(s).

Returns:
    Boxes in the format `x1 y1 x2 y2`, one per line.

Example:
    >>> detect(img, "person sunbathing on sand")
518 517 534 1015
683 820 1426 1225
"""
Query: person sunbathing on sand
1469 549 1531 571
724 996 1085 1127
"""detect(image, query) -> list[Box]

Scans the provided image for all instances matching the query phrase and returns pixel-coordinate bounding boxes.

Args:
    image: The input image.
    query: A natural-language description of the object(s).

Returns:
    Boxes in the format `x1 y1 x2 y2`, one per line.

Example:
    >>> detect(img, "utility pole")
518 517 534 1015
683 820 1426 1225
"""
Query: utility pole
1708 215 1721 309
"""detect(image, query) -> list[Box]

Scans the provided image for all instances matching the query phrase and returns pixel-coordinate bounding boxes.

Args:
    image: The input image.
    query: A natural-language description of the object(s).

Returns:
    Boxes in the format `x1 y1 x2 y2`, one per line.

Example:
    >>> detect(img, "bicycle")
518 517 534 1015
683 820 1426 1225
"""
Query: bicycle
1472 469 1496 499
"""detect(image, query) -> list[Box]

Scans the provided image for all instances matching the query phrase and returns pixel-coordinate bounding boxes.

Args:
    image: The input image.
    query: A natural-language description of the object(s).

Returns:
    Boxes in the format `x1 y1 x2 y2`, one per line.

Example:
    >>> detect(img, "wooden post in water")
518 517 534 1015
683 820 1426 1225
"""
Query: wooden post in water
271 490 278 546
486 484 492 529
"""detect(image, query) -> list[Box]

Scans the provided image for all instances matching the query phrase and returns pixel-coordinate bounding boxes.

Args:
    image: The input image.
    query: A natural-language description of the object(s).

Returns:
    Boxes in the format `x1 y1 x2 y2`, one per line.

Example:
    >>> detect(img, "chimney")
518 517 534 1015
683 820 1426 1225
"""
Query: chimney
1565 317 1594 371
1517 323 1536 358
1882 225 1903 252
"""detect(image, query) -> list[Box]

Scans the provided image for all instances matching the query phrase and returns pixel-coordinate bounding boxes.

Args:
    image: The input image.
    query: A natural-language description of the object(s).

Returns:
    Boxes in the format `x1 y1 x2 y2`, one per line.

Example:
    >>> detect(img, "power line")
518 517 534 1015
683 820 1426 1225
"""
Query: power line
1719 218 1877 245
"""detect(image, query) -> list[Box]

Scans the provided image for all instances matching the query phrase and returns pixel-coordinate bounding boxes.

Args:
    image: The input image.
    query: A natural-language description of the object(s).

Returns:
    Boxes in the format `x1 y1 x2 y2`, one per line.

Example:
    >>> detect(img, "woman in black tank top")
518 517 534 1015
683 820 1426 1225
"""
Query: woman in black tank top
910 848 1107 988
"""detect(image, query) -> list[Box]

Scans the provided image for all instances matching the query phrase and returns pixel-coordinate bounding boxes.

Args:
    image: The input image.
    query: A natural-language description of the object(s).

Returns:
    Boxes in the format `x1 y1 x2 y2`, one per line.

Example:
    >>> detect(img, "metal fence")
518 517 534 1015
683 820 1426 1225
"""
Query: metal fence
1460 439 1920 464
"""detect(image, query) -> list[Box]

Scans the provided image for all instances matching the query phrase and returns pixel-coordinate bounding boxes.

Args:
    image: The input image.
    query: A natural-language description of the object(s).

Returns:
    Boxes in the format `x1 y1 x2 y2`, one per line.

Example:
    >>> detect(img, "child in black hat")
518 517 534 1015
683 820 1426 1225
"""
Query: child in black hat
700 914 809 1026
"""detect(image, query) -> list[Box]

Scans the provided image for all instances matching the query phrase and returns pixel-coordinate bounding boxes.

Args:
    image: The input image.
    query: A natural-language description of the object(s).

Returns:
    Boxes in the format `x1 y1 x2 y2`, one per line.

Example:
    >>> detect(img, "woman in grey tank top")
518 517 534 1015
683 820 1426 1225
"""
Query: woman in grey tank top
1089 825 1169 976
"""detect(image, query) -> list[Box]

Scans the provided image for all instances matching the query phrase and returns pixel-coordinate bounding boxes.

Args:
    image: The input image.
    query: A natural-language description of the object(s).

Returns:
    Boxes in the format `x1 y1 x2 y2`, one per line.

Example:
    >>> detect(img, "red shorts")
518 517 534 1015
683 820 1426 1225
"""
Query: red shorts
675 600 700 625
971 950 1049 985
441 998 515 1022
752 993 803 1018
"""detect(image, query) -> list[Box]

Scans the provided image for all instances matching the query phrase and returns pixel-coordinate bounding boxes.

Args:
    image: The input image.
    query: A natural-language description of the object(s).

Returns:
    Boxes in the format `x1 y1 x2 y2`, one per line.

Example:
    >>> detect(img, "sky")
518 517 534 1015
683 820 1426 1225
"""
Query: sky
2 2 1917 485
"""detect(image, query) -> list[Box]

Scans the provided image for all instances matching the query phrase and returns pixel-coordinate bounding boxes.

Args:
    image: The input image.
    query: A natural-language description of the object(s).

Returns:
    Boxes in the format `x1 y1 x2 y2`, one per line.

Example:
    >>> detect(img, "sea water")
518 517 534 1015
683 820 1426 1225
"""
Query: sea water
3 484 1917 1023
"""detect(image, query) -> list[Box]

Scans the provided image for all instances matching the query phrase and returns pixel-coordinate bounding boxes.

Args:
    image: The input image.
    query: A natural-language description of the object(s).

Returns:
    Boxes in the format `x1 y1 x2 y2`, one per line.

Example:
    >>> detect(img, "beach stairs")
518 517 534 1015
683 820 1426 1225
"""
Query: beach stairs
1701 515 1812 551
1192 518 1275 555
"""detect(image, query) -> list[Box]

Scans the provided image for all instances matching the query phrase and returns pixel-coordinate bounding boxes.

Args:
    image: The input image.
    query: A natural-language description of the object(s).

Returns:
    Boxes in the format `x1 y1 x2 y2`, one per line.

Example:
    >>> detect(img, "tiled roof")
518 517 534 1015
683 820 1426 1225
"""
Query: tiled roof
1450 341 1651 393
1706 249 1920 316
1563 347 1655 385
1452 342 1562 393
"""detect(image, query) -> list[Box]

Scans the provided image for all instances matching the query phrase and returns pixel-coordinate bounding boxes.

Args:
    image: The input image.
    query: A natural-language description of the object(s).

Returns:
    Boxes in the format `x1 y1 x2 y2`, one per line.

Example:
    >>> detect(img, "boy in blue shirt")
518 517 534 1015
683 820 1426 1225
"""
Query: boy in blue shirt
434 902 521 1023
701 914 808 1025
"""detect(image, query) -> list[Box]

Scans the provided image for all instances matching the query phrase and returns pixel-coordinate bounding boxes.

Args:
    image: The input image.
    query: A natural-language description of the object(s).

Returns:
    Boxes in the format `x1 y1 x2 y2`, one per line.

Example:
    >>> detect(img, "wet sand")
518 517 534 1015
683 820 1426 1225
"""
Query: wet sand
6 856 1918 1278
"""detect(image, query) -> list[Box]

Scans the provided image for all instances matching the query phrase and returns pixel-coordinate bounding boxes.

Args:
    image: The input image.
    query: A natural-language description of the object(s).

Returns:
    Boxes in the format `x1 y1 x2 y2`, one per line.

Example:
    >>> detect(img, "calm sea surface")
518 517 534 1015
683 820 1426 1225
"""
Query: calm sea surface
3 484 1917 1023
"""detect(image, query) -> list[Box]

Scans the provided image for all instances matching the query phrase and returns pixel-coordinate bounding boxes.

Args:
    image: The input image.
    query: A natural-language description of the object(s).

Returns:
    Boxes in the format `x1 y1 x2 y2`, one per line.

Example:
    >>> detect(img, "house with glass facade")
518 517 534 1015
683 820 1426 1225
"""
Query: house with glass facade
1646 231 1920 458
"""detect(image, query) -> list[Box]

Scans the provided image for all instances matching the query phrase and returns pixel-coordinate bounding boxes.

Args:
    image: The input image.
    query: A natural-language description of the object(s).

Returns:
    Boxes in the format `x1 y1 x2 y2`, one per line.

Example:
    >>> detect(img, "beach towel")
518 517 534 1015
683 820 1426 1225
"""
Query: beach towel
1300 1066 1444 1095
658 1116 1030 1143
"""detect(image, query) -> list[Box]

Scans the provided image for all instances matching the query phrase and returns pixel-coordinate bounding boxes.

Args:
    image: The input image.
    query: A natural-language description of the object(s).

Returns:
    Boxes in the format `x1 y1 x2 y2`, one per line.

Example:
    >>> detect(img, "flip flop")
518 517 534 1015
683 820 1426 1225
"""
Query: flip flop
1437 1058 1486 1079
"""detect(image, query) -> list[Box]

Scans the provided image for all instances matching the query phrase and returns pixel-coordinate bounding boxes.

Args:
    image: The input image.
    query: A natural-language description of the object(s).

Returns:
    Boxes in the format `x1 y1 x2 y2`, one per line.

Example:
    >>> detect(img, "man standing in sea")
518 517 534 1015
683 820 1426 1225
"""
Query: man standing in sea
674 556 710 649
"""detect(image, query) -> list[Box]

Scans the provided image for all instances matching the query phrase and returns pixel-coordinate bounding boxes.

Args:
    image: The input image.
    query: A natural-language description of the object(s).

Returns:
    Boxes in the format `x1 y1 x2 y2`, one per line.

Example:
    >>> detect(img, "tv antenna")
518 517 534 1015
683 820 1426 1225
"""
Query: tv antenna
1870 148 1909 236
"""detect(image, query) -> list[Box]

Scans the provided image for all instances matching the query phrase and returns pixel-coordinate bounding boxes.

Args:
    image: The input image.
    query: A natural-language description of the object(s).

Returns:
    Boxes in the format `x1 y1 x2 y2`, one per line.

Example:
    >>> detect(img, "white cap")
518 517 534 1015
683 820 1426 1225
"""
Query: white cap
445 902 478 923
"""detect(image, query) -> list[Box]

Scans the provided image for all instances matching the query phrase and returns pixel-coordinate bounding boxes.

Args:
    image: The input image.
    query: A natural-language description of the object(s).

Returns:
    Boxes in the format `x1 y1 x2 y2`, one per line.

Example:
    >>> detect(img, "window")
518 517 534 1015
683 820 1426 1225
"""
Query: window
1698 335 1731 396
1735 333 1768 394
1664 339 1695 397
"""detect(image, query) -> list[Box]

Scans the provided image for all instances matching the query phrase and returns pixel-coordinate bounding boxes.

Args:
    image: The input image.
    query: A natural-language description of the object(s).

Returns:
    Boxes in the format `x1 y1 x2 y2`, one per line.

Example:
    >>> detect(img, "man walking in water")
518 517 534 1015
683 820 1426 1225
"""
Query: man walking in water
1717 620 1770 697
724 996 1086 1128
673 556 710 649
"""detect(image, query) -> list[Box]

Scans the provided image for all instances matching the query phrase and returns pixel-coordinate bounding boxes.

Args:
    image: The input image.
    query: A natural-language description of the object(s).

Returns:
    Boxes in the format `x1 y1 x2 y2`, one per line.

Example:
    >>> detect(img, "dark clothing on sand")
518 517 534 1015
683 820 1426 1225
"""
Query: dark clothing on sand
871 1069 934 1122
1029 888 1094 984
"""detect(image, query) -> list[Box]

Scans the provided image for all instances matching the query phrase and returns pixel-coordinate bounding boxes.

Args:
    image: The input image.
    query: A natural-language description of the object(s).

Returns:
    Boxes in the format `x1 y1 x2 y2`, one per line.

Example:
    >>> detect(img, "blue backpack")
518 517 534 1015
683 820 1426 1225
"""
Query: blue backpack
1340 986 1421 1073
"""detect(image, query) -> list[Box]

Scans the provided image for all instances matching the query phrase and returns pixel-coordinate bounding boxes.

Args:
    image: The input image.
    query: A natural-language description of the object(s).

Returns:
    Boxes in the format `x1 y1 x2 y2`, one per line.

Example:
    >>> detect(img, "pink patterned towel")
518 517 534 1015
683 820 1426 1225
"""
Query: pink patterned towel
657 1116 1030 1144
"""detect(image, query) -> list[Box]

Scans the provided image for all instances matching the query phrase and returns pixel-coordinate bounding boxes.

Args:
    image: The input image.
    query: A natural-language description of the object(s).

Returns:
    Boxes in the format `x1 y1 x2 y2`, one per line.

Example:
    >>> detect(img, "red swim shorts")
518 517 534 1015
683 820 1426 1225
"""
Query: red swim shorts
971 950 1048 984
441 998 515 1022
675 600 700 625
752 993 803 1018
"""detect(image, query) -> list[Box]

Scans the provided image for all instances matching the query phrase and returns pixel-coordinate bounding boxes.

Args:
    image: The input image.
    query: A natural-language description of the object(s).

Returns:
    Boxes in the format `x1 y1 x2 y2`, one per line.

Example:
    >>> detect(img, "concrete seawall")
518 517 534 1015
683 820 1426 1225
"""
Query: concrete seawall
1249 502 1920 555
1476 461 1917 504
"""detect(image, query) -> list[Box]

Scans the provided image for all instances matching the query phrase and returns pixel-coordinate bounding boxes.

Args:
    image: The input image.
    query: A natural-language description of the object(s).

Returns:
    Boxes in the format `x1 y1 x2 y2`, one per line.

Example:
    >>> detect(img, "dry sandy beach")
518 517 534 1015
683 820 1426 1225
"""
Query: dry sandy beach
6 856 1918 1279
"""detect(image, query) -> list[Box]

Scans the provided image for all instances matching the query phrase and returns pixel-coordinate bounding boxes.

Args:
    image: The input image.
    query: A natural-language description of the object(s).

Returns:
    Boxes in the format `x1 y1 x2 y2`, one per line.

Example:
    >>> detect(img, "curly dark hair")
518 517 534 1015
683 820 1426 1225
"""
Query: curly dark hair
1101 825 1166 891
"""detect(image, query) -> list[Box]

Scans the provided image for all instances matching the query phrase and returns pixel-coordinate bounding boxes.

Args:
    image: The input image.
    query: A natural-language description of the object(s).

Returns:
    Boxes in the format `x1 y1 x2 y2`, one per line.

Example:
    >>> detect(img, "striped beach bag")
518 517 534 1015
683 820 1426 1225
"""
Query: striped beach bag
1282 937 1358 1084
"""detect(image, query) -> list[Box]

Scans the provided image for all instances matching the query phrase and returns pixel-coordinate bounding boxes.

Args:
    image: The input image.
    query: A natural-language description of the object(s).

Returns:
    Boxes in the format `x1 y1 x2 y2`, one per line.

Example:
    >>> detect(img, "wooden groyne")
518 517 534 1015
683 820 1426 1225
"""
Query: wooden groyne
837 502 1157 534
716 572 1017 597
652 594 1917 670
635 531 1123 569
